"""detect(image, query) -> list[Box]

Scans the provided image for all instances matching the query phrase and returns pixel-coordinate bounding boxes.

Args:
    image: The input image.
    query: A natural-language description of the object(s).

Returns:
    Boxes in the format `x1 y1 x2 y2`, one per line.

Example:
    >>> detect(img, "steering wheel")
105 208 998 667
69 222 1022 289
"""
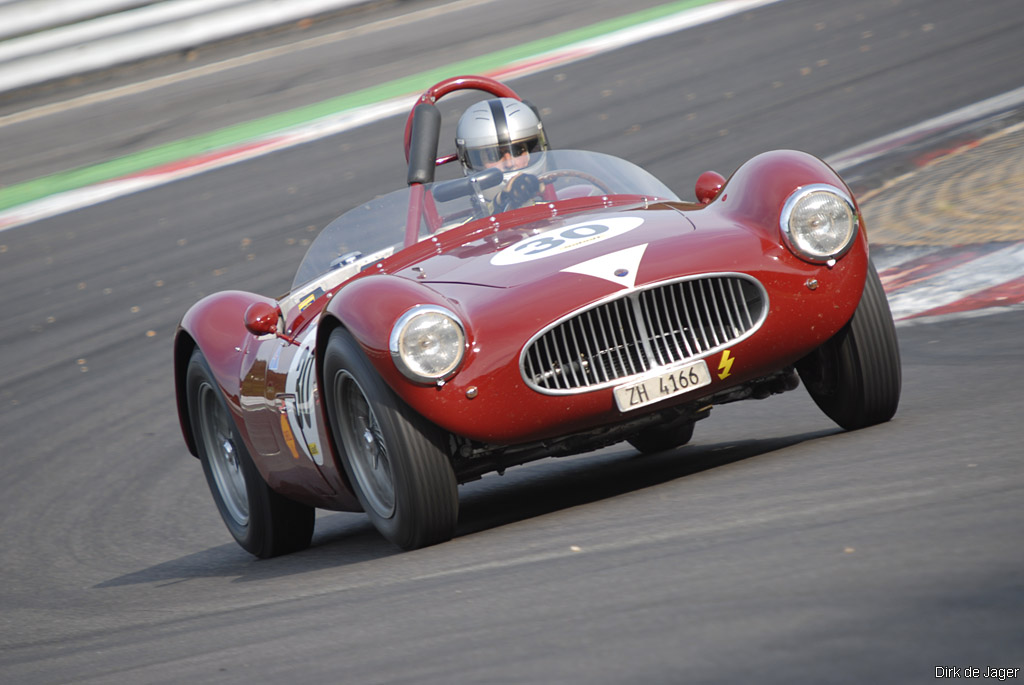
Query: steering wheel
537 169 615 196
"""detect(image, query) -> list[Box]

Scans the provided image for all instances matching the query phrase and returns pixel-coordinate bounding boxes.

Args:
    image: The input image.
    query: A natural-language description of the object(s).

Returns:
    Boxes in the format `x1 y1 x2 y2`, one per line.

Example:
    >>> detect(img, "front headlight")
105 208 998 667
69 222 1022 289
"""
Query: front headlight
389 305 466 383
780 184 859 263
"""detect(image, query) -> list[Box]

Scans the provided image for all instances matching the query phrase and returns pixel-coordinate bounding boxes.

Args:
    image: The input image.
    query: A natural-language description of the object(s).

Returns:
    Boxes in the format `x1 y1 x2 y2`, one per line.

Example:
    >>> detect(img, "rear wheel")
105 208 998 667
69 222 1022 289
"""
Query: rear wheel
797 263 902 430
186 349 314 558
323 328 458 551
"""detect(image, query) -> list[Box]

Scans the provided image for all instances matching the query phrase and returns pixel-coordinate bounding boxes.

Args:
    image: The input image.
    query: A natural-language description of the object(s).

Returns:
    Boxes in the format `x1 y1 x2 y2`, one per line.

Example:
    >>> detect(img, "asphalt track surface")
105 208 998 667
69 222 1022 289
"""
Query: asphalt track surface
1 0 1022 682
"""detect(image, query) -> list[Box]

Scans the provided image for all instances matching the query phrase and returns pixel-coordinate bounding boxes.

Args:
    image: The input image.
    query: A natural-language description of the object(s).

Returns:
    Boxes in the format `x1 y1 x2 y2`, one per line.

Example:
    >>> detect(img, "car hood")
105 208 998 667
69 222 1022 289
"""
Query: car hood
392 203 701 290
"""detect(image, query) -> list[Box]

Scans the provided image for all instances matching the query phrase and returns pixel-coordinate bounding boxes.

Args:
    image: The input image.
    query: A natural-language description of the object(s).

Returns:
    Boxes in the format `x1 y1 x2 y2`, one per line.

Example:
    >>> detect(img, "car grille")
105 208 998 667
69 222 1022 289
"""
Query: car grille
521 274 767 393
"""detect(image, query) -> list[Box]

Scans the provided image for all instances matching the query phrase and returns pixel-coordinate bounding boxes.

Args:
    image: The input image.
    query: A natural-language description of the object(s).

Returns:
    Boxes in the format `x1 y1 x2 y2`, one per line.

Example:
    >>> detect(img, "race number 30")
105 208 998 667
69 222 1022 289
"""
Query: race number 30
491 217 644 266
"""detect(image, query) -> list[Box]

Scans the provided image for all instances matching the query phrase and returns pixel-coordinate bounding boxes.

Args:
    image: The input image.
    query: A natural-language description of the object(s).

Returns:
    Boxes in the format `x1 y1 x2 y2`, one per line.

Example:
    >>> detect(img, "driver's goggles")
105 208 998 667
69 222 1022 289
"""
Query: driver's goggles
464 138 544 170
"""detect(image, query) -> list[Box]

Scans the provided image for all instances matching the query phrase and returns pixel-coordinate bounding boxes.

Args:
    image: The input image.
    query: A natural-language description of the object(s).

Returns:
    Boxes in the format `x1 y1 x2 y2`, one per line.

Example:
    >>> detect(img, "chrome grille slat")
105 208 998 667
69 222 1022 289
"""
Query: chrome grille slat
638 290 661 366
714 280 731 337
563 320 583 388
738 279 755 328
657 287 680 365
595 306 623 380
676 282 700 355
592 307 615 379
651 287 672 365
601 302 626 378
584 318 601 382
522 275 767 393
686 281 710 351
724 279 744 331
711 280 728 342
610 299 640 376
669 284 693 358
540 334 561 389
697 280 721 347
578 313 601 384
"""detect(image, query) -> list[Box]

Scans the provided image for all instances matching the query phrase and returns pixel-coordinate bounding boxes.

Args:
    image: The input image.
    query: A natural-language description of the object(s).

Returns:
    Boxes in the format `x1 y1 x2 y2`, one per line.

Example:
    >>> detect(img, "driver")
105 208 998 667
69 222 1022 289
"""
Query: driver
455 97 549 214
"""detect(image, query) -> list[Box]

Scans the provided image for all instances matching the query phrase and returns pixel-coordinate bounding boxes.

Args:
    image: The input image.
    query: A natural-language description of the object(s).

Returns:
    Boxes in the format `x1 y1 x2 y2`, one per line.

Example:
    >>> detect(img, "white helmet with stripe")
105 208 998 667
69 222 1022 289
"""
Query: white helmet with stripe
455 97 549 178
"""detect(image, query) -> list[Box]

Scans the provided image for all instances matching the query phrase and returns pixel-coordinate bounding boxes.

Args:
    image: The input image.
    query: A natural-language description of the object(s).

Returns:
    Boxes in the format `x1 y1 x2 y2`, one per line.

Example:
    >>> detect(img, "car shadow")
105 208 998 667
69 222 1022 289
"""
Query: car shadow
95 516 397 588
454 428 838 538
98 428 837 587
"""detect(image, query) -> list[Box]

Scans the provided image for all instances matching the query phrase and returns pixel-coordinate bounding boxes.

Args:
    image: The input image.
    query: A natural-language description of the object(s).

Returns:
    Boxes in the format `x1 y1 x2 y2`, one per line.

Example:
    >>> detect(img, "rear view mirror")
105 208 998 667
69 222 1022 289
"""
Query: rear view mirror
696 171 726 204
244 301 300 345
244 301 280 337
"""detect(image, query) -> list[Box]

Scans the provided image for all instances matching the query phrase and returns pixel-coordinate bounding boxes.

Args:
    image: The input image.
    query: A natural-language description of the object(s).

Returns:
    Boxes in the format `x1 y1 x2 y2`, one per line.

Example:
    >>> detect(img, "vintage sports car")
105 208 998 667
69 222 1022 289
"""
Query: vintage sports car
174 75 901 556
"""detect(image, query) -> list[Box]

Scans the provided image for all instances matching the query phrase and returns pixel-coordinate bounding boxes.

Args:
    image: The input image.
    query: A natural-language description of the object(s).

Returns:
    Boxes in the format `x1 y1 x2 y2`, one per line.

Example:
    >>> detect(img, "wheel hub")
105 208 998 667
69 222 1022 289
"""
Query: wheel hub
222 439 238 470
362 429 379 468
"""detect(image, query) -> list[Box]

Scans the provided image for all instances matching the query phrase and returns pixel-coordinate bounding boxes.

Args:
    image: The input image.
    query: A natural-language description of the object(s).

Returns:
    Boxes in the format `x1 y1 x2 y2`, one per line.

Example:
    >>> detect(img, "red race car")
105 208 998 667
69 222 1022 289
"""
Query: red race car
174 75 900 556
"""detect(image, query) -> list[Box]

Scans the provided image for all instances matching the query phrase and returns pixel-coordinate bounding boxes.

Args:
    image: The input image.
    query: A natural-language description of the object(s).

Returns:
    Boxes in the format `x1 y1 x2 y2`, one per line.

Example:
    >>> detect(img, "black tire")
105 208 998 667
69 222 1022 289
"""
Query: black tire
797 262 902 430
628 419 695 455
186 349 314 558
322 328 458 551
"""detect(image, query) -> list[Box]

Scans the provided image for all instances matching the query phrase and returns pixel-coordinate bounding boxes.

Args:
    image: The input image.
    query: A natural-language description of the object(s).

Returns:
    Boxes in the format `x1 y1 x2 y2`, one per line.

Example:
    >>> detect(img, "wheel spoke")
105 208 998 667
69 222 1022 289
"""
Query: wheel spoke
198 382 249 526
336 371 396 519
324 329 459 549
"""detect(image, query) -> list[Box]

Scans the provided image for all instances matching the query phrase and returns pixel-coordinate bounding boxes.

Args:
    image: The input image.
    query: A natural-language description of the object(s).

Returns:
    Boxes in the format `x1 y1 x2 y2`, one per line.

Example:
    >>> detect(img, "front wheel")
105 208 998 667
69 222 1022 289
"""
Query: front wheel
323 328 458 551
797 262 902 430
186 350 314 558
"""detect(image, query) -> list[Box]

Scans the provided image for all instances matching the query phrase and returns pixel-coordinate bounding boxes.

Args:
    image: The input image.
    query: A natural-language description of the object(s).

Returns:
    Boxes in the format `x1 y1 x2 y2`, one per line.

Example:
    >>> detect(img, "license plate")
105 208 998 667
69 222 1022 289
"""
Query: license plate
614 359 712 412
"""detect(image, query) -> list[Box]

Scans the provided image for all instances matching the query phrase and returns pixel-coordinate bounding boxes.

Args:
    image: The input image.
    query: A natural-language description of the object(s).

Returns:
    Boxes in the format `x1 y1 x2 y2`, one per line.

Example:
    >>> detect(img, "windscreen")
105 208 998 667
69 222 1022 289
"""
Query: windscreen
291 150 679 290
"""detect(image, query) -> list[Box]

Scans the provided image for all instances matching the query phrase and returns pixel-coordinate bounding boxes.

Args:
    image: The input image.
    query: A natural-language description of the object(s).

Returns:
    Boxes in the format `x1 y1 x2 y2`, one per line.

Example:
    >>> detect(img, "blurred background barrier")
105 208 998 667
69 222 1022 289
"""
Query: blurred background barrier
0 0 376 95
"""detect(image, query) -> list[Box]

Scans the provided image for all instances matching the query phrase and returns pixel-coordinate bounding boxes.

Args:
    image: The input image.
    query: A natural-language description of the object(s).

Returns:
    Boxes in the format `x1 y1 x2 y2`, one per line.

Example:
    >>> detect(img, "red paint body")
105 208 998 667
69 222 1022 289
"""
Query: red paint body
174 79 870 513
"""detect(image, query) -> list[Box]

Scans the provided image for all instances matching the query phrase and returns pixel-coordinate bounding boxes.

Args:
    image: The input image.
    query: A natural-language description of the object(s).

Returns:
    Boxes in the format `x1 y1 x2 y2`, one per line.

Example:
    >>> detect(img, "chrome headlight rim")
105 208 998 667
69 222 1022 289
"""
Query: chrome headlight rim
780 183 860 264
389 304 467 384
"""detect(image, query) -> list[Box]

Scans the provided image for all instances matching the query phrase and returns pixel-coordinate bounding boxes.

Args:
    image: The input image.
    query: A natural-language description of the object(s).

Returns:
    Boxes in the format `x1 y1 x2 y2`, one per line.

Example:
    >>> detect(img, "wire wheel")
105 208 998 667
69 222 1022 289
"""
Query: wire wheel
323 328 459 550
196 380 250 526
186 349 315 558
335 370 396 519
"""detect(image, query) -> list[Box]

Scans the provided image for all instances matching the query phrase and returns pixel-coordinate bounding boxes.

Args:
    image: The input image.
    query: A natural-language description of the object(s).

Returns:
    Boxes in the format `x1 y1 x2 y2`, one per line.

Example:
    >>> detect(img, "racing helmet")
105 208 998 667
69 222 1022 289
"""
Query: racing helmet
455 97 549 177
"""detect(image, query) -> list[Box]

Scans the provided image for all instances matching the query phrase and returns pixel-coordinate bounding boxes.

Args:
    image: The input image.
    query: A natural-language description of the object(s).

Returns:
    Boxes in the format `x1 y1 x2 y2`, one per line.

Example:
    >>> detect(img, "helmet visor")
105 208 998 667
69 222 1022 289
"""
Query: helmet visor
461 135 546 172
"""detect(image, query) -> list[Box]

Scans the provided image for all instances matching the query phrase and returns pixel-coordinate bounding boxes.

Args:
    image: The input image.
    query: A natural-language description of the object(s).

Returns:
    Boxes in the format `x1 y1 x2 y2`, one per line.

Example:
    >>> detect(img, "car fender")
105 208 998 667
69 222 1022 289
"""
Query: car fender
317 273 462 396
695 148 870 314
174 290 275 456
708 149 861 241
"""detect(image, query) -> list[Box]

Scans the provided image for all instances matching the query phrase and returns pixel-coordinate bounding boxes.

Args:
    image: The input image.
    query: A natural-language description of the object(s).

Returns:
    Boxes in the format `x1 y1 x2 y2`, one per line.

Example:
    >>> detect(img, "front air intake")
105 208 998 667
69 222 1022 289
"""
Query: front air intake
521 274 767 393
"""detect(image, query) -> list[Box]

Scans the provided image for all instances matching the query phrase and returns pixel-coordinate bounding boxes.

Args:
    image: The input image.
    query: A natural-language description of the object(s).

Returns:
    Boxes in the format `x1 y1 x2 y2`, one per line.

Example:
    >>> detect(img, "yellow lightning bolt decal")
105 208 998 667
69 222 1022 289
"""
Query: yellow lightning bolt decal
718 350 734 380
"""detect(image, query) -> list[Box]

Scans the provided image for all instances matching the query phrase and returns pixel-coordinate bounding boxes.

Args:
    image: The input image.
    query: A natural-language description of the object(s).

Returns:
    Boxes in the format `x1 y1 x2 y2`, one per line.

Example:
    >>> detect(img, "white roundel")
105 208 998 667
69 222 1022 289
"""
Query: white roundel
284 323 323 466
491 216 644 266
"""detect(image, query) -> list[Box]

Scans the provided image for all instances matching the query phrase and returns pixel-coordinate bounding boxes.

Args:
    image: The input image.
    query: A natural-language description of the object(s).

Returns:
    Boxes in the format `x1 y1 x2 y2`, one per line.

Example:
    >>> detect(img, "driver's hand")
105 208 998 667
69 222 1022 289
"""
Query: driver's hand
506 173 541 204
